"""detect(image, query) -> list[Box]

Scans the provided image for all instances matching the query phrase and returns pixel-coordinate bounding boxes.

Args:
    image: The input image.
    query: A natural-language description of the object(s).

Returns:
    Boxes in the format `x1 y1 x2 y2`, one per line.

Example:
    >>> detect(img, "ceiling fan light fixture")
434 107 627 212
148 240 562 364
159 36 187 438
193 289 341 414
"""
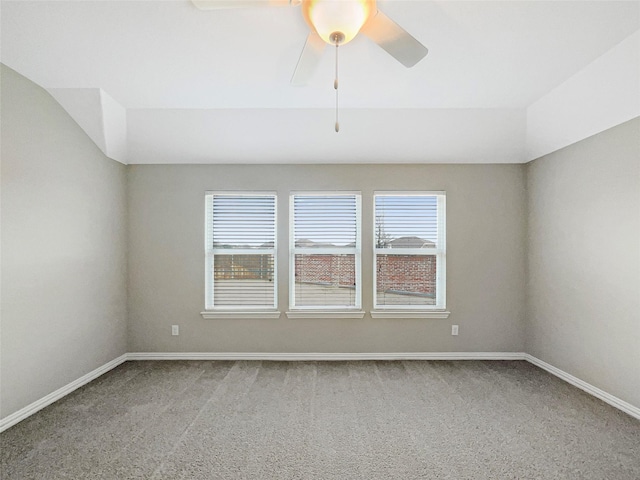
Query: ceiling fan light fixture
302 0 376 45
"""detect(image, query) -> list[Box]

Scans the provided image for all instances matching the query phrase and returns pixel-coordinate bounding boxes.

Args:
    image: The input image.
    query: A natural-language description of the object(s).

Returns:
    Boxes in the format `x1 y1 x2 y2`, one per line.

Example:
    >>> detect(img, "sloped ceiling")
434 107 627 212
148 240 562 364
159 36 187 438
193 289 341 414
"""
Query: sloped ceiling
1 0 639 164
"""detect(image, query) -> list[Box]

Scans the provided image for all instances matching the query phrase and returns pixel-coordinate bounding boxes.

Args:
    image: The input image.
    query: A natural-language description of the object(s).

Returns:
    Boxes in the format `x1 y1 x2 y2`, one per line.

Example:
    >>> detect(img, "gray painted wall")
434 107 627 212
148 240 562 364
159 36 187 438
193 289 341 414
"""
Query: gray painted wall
0 65 128 418
526 117 640 408
127 164 526 353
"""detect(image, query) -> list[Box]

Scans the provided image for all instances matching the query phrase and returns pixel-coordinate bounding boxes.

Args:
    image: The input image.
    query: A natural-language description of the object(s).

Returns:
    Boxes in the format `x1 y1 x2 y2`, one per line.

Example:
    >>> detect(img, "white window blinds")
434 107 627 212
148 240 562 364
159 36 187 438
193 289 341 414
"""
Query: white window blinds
290 193 361 309
205 193 277 310
374 193 446 309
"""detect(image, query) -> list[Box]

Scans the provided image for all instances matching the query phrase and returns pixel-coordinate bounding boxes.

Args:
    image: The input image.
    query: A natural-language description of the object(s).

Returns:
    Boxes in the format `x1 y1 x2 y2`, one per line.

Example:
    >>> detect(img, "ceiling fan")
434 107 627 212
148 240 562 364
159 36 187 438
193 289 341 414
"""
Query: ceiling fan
192 0 429 86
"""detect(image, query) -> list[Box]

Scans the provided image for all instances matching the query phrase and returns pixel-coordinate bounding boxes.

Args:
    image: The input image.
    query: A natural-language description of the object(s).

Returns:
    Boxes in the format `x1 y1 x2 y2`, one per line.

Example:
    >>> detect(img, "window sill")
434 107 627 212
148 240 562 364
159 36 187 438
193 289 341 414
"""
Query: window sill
200 311 281 320
370 310 450 319
286 310 366 319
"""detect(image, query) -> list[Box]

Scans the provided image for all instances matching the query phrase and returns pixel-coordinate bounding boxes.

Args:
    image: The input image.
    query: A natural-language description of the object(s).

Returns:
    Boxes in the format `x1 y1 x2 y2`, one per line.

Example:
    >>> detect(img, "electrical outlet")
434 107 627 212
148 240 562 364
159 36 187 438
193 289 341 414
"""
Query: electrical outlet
451 325 459 336
171 325 179 336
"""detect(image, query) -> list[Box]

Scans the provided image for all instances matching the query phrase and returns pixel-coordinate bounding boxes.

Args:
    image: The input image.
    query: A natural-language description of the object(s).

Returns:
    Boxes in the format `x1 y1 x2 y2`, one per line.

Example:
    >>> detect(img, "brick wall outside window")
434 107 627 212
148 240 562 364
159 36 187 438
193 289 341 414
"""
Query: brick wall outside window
213 253 436 298
376 254 436 296
294 254 355 286
294 254 437 297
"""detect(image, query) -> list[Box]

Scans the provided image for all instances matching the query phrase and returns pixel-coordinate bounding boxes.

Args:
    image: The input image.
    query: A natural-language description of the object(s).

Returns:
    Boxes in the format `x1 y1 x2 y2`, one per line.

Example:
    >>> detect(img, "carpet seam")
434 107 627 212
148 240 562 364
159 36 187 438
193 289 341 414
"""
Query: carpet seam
151 361 264 480
103 364 210 475
148 362 240 479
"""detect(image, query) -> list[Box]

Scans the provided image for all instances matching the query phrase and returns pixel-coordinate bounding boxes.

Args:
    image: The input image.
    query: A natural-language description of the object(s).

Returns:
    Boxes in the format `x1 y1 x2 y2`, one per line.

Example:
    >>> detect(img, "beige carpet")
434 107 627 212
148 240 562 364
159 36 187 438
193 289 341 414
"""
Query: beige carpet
1 360 639 479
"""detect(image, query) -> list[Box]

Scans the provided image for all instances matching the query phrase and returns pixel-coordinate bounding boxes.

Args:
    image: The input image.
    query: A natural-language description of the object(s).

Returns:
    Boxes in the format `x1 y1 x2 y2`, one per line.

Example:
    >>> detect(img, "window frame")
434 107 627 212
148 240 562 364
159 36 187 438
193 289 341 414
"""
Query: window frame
204 191 278 312
289 191 362 312
372 191 446 311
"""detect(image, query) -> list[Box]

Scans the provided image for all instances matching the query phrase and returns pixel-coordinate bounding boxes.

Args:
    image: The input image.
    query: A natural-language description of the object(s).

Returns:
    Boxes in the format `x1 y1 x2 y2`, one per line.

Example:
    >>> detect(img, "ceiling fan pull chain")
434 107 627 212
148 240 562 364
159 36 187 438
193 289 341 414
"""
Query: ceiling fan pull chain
335 42 339 133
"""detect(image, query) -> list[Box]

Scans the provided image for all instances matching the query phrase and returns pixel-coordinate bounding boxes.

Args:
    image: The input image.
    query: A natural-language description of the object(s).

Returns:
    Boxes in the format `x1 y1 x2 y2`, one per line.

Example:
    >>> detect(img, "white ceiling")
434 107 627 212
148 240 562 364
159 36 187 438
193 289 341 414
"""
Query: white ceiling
1 0 639 164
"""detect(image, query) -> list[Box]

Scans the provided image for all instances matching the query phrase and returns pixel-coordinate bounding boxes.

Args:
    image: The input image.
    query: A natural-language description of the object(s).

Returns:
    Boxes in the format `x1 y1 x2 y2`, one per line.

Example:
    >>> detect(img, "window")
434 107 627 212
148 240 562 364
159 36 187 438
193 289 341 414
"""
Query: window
205 193 277 311
374 192 446 310
290 193 361 311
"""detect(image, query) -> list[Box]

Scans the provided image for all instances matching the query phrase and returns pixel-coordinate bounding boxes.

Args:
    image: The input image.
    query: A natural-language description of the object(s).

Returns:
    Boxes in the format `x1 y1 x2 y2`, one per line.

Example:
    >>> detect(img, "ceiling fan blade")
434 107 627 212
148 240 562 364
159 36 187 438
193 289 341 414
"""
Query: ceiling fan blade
191 0 299 10
291 31 326 86
360 9 428 68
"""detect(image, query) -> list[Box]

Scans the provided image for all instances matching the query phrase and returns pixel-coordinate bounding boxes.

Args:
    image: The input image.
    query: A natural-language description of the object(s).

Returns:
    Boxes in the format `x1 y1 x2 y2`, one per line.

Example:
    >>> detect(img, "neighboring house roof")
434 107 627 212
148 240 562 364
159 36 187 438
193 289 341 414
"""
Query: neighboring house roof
388 236 435 248
295 236 435 248
213 241 273 249
295 239 348 248
294 238 314 247
214 237 434 249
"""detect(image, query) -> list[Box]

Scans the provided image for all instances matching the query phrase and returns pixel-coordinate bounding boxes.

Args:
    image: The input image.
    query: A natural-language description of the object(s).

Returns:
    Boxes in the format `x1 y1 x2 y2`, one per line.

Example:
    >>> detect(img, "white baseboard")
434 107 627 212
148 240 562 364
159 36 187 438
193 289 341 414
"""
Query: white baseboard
0 354 128 433
127 352 526 361
3 352 636 432
524 354 640 421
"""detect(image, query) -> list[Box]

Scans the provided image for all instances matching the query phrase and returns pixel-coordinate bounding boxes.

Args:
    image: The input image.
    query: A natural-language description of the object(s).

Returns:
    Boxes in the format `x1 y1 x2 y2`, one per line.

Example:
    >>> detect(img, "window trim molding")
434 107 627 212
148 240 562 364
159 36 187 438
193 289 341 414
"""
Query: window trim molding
289 192 362 311
285 310 366 319
373 191 447 311
201 310 282 320
370 310 450 319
